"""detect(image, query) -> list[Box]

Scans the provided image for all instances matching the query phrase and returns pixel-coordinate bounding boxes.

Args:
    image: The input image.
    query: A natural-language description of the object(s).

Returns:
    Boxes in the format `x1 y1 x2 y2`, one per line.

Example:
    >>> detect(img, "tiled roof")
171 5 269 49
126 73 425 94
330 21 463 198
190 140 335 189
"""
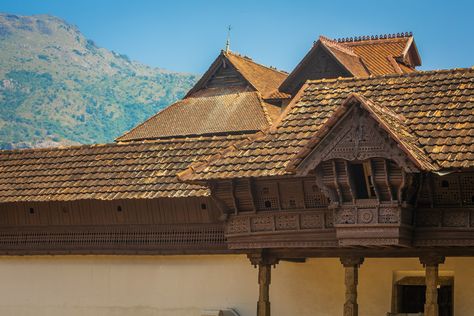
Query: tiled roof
286 93 437 172
319 36 370 77
342 35 416 75
117 88 279 141
180 68 474 181
0 135 248 202
279 33 418 95
224 51 288 99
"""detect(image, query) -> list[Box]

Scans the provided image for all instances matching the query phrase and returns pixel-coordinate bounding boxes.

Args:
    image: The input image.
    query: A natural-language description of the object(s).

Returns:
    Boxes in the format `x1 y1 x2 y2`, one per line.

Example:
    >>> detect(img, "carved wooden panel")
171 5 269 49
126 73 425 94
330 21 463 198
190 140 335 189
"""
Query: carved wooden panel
254 181 280 211
414 207 474 247
303 180 330 208
225 210 337 249
279 180 305 210
298 106 419 175
0 224 227 254
460 174 474 205
334 205 413 247
432 174 461 206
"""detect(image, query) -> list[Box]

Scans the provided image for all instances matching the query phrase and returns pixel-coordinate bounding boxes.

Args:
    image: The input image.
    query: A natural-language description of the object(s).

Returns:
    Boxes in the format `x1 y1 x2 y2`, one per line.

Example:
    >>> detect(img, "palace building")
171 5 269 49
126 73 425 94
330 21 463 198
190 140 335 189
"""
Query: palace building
0 32 472 316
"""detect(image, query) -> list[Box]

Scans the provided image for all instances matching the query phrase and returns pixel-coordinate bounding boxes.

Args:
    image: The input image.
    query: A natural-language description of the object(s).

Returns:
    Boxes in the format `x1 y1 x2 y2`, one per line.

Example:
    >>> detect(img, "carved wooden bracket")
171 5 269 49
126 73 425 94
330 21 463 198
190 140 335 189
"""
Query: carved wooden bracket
248 251 280 267
419 254 446 266
340 256 364 267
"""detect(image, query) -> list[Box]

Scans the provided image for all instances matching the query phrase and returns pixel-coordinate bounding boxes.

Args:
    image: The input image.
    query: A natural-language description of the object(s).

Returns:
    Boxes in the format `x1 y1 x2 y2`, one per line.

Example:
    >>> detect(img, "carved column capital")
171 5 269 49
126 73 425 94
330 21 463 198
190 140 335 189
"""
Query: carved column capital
248 252 280 267
419 254 445 266
340 256 364 267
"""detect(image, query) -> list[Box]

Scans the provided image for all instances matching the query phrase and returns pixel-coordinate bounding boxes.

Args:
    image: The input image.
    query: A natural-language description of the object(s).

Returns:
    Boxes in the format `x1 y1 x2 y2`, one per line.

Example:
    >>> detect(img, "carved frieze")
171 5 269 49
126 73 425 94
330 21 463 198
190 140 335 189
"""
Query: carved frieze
251 216 274 232
300 213 323 229
442 211 469 227
275 214 298 231
337 209 357 224
379 207 400 224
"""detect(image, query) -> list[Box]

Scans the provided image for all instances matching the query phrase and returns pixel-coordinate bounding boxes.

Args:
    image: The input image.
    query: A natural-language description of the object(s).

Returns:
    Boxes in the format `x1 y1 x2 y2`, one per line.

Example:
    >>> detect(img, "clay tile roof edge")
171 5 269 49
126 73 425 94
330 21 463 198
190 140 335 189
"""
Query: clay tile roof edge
336 32 413 43
304 67 474 85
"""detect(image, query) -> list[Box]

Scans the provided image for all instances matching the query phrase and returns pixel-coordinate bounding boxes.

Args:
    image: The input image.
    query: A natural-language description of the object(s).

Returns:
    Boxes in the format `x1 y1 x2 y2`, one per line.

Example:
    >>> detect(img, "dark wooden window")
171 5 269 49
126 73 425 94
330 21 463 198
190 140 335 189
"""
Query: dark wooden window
349 163 372 199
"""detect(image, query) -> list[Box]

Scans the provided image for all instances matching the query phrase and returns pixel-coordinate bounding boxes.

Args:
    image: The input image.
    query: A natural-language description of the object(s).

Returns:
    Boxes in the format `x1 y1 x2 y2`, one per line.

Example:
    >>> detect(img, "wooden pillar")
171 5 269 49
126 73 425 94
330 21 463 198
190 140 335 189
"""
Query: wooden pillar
340 256 364 316
257 263 271 316
420 255 445 316
248 253 279 316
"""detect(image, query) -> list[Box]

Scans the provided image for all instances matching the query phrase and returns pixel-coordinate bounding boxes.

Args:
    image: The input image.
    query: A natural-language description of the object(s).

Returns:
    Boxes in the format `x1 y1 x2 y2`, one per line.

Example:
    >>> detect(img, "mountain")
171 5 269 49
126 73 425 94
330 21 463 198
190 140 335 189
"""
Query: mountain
0 13 198 149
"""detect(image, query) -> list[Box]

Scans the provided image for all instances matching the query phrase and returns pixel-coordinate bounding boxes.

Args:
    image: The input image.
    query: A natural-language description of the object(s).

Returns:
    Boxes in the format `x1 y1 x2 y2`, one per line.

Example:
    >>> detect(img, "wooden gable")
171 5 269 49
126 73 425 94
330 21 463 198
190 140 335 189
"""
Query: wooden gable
279 42 352 95
293 94 427 175
185 52 254 97
205 59 248 89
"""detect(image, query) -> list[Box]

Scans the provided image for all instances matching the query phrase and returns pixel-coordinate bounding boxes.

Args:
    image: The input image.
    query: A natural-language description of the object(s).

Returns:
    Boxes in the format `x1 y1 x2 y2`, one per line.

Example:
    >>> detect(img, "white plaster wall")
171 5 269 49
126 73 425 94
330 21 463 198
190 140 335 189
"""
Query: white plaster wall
0 255 471 316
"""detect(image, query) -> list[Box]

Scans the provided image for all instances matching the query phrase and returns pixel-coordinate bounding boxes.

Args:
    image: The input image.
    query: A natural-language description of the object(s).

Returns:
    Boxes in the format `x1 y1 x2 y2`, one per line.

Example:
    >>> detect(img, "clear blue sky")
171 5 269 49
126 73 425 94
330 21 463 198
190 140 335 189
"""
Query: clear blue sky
1 0 473 74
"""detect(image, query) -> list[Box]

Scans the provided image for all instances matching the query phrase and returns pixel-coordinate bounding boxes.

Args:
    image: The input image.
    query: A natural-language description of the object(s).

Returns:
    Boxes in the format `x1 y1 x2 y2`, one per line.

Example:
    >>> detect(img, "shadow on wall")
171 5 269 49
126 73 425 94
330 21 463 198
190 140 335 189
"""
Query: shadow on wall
202 309 240 316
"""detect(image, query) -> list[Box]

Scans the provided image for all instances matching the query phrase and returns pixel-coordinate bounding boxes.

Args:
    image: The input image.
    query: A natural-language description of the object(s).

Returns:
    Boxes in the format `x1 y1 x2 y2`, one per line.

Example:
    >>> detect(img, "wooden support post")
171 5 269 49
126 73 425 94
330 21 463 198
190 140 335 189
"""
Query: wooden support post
340 256 364 316
257 263 271 316
420 255 445 316
248 252 279 316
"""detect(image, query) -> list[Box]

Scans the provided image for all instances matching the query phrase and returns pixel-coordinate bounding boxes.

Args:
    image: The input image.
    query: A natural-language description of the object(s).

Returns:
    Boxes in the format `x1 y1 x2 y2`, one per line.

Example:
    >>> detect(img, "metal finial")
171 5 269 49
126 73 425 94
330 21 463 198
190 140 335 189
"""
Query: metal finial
225 25 232 53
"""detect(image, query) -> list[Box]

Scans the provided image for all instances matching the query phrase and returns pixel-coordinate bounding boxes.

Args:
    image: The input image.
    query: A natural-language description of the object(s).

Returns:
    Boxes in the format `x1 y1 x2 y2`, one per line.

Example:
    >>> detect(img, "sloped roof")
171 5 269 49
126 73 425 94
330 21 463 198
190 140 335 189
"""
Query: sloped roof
117 87 279 141
180 68 474 181
280 33 419 94
0 135 247 202
341 34 418 75
225 51 288 98
319 36 370 77
186 51 288 99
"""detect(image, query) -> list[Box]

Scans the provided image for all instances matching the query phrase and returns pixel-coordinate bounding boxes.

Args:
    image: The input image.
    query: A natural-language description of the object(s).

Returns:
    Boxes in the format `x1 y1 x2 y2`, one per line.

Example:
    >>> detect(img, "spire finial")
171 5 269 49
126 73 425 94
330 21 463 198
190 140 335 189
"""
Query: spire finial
225 25 232 53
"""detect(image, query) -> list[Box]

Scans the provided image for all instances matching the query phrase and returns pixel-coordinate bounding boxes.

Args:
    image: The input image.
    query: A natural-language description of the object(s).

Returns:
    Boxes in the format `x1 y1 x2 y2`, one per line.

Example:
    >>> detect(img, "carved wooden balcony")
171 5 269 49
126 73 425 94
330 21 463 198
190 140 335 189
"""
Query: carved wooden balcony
333 201 414 247
225 209 337 249
414 207 474 247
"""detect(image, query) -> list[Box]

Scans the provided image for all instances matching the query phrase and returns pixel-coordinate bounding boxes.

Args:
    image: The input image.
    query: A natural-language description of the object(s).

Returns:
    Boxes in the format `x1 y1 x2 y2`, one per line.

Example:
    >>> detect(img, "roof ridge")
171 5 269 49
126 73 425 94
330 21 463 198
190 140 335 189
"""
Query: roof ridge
0 134 248 155
319 35 357 56
337 32 413 43
224 50 288 75
305 67 474 85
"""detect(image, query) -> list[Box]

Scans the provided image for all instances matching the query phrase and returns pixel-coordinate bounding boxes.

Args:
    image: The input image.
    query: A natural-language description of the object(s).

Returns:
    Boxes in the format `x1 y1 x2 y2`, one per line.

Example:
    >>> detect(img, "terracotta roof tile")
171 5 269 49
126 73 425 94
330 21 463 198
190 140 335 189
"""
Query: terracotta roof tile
181 68 474 181
319 36 370 77
117 88 275 141
343 36 415 75
0 135 248 202
224 51 288 98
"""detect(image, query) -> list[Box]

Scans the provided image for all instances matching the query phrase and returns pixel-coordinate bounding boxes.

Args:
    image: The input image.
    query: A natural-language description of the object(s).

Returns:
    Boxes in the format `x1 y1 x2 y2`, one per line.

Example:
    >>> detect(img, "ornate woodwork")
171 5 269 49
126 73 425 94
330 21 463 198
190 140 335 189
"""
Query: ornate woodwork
0 197 227 254
226 209 336 249
0 224 227 254
297 106 420 175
